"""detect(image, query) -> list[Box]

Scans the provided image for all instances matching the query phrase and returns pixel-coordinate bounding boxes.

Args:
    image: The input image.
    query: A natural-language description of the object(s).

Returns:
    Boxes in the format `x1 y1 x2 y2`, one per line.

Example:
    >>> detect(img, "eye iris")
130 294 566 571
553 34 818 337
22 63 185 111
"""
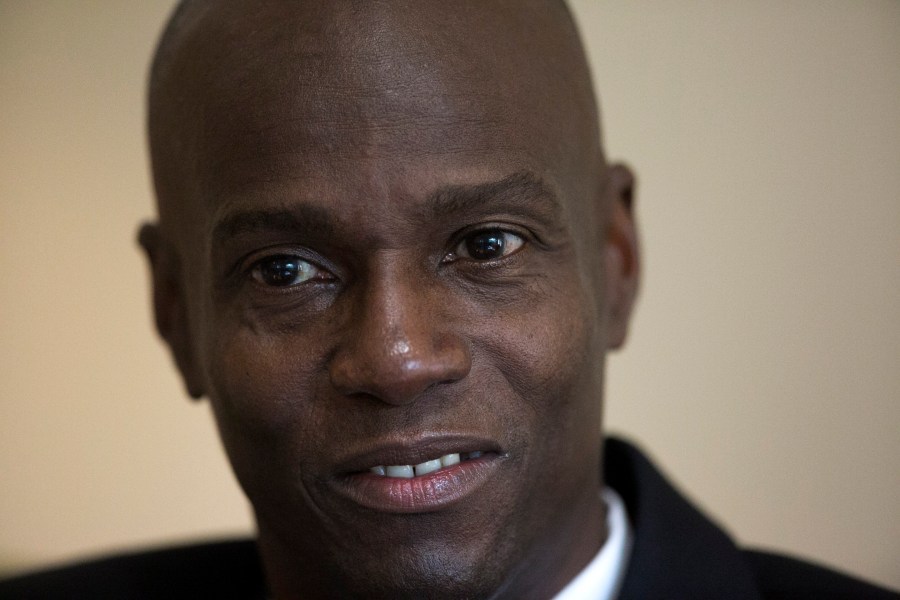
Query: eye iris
466 231 505 260
259 257 305 286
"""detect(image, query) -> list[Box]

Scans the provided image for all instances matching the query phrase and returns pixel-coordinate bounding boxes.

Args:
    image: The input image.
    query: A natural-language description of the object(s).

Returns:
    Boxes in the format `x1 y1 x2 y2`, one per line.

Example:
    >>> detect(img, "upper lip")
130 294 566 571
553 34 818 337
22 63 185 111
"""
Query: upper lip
333 433 503 474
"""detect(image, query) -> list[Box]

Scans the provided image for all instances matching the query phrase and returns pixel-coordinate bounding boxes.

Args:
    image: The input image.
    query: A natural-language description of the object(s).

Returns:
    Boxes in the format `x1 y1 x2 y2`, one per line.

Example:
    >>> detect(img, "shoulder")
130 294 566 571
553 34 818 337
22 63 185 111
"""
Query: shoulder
745 549 899 600
0 538 266 600
605 437 898 600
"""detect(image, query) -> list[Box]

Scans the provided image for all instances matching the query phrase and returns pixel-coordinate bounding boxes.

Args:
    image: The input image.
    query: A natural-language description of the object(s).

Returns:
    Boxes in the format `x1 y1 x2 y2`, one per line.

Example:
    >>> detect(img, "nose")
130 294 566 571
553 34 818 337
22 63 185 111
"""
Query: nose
329 270 471 406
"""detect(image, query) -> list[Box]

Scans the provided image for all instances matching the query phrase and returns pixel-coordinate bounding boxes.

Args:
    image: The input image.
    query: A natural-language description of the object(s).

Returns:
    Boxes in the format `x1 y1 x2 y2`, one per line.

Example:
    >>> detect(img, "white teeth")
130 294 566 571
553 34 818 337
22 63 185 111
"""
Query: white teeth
385 465 414 478
414 458 442 476
370 452 470 478
441 453 461 467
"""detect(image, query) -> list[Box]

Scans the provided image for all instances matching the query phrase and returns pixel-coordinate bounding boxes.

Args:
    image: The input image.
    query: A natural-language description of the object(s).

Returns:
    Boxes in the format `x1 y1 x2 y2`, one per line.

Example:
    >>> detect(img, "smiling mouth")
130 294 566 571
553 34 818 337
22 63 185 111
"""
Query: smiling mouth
332 442 502 513
366 451 487 478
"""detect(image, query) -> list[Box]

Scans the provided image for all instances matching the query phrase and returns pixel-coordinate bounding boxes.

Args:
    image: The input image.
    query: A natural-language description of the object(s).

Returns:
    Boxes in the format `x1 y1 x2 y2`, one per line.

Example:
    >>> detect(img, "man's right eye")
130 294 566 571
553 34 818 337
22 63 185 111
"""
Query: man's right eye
251 255 324 287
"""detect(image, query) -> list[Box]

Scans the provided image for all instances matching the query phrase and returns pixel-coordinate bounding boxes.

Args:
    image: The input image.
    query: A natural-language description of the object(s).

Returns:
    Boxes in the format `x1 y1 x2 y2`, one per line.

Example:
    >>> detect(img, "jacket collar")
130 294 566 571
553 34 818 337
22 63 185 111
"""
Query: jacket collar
604 437 763 600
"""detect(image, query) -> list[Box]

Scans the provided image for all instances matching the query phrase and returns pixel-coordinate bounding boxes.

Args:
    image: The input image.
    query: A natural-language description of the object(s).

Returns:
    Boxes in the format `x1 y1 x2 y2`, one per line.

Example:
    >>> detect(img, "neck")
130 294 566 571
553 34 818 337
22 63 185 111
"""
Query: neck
491 480 608 599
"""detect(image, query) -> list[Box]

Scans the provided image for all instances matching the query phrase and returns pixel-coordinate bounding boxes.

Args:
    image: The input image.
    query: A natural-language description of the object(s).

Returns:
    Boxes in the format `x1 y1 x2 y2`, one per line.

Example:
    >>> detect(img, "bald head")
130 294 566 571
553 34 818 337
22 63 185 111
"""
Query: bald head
147 0 602 239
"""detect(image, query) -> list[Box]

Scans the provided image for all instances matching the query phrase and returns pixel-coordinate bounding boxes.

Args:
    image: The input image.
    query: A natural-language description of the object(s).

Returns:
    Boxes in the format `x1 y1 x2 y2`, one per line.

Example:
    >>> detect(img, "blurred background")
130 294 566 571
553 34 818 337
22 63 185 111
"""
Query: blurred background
1 0 897 589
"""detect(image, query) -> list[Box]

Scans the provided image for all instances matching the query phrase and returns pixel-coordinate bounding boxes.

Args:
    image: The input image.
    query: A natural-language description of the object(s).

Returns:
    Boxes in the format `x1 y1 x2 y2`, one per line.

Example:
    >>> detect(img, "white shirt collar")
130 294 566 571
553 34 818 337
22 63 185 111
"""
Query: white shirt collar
551 487 633 600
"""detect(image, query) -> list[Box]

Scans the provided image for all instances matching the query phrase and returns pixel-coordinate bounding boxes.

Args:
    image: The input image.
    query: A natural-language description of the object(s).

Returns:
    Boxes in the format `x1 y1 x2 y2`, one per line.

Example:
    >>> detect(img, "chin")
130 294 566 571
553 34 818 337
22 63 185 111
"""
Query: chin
258 508 521 600
343 553 502 600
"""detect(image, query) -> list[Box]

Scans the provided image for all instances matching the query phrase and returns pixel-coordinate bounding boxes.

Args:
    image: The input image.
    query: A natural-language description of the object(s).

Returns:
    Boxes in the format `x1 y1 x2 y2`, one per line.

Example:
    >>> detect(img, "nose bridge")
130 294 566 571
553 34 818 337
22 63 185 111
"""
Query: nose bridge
330 257 470 404
365 268 429 358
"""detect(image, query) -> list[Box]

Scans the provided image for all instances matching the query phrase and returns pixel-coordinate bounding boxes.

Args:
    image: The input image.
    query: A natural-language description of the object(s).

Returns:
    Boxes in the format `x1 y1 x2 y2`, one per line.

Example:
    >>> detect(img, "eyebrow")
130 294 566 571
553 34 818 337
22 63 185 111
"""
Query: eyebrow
211 203 336 246
210 170 563 245
425 171 563 222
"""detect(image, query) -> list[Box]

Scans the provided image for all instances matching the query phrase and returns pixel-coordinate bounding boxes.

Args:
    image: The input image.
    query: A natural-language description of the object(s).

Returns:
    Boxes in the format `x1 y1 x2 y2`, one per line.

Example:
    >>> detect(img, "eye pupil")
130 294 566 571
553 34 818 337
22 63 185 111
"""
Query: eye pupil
466 231 505 260
259 257 304 286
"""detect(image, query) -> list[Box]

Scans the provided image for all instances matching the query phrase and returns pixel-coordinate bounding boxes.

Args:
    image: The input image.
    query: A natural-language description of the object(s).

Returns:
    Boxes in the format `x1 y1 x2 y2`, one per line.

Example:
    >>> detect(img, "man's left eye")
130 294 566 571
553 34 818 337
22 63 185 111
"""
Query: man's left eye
451 229 525 261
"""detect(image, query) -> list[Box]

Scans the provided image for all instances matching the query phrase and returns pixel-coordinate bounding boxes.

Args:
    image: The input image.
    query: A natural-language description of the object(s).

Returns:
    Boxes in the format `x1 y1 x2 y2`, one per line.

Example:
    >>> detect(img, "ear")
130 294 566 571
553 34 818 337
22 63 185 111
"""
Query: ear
603 163 640 349
138 223 206 399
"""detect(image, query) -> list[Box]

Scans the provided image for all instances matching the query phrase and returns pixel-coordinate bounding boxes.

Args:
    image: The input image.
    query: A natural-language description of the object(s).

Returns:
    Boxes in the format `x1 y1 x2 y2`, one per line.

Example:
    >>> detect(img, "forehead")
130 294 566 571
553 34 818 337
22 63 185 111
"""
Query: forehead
152 1 600 232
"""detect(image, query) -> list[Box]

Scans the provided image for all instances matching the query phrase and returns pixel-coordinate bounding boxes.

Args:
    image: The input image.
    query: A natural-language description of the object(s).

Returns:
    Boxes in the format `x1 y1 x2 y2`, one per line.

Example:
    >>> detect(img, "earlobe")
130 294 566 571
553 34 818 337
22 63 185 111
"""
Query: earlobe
603 164 640 349
138 223 206 399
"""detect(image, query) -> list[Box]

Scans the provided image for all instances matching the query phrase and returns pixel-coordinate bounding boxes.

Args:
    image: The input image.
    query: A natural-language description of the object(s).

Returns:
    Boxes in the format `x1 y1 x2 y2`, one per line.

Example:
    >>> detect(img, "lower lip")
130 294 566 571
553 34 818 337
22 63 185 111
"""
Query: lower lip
331 455 499 513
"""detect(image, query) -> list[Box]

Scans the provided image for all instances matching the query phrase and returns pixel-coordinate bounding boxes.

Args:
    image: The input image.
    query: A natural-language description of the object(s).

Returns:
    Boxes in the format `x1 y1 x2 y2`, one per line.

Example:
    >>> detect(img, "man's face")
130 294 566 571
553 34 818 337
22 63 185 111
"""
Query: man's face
147 2 637 597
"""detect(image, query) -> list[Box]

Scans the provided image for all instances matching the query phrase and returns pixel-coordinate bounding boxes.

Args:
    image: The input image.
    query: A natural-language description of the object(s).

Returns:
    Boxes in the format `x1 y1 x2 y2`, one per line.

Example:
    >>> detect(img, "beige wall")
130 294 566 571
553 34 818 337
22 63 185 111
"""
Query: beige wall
1 0 897 590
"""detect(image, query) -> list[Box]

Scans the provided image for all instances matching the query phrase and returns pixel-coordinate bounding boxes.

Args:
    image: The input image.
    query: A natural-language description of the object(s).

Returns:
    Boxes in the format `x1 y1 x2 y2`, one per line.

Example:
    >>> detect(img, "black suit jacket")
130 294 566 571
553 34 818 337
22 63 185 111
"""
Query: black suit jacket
604 438 896 599
1 438 896 599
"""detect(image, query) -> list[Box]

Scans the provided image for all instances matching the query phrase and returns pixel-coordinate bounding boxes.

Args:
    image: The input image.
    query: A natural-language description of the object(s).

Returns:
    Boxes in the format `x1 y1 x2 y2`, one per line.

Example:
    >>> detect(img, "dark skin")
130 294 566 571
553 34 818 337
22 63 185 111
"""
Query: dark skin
141 1 638 598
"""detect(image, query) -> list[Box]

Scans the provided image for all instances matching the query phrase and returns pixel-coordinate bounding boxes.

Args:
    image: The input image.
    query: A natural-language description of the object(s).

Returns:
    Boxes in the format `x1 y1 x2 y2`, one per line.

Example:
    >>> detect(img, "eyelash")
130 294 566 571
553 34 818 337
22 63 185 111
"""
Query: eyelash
443 226 529 265
240 248 335 290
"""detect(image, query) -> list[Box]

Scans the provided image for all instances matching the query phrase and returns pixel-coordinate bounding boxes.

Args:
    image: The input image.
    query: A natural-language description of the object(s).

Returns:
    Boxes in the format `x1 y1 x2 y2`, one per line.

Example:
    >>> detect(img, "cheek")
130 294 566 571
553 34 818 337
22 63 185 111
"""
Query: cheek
493 276 600 405
203 324 328 487
473 267 605 459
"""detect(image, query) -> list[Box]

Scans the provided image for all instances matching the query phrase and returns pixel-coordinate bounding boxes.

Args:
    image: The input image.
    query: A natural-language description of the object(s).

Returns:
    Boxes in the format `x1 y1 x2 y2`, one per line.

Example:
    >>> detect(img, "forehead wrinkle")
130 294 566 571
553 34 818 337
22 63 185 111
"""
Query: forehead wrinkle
201 116 515 196
221 40 510 166
234 111 510 155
